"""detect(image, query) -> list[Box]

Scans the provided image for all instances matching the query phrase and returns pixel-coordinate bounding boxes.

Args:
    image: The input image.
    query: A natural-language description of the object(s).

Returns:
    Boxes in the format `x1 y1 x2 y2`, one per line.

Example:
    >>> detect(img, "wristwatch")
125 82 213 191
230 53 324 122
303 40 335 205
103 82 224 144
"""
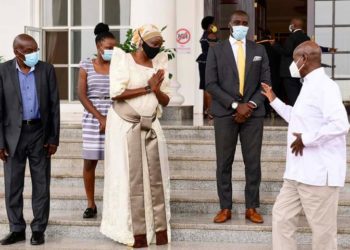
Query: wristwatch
231 102 239 110
145 85 152 93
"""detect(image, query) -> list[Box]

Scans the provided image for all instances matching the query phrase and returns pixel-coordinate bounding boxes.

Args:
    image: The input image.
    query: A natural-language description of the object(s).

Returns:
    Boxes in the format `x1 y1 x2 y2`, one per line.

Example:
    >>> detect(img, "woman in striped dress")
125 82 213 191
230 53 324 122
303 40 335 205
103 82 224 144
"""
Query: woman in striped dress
78 23 116 218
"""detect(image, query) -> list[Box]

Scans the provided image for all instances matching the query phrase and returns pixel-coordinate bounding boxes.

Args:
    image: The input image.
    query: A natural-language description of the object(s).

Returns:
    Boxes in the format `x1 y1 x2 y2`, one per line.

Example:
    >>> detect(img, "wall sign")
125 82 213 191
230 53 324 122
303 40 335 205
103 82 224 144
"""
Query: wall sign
176 28 191 54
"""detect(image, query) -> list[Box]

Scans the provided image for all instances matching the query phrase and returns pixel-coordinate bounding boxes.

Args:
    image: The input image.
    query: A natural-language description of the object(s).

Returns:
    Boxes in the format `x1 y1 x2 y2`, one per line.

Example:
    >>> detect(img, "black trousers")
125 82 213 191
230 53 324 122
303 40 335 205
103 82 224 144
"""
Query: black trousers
283 77 302 106
214 116 263 209
4 123 51 233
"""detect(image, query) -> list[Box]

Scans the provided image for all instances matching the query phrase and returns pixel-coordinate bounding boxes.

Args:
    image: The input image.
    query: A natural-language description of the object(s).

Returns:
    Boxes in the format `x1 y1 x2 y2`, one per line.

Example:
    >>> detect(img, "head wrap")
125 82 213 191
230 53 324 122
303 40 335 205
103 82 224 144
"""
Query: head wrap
131 24 163 48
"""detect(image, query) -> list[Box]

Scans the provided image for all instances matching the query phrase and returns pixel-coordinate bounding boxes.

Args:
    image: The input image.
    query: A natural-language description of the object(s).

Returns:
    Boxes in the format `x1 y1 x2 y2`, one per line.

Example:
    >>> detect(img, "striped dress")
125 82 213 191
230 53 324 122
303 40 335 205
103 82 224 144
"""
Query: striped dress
80 59 112 160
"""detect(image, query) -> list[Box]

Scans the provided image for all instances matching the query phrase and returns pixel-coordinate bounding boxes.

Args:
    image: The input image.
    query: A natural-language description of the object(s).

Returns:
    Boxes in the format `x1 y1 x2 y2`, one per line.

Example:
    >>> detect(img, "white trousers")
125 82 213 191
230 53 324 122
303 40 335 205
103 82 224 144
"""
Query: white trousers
272 179 339 250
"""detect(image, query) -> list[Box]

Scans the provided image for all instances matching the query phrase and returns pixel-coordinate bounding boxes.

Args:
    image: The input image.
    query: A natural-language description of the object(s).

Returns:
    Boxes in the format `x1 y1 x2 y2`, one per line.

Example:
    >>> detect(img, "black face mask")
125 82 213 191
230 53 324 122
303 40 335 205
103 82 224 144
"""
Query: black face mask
139 32 161 59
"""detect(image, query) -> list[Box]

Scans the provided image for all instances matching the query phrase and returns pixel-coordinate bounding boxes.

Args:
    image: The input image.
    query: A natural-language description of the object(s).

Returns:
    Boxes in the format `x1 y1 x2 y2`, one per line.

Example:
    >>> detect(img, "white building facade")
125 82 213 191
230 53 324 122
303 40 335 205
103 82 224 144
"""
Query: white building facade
0 0 349 117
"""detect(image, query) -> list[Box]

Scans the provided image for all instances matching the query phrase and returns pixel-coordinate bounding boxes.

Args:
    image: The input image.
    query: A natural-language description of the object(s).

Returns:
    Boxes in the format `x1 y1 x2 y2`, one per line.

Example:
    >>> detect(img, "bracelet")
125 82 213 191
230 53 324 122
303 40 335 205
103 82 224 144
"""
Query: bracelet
145 85 152 93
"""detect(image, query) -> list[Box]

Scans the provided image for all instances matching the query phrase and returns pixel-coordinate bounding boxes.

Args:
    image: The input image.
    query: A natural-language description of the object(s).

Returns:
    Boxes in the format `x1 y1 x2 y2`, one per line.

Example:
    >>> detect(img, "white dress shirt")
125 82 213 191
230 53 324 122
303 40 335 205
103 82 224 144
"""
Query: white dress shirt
229 36 246 65
270 67 349 187
228 36 257 107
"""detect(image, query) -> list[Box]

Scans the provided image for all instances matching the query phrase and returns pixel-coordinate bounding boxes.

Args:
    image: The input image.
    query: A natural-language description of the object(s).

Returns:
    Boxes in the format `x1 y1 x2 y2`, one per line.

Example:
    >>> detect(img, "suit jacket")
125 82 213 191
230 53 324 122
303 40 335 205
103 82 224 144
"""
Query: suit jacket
0 59 60 156
273 30 310 78
205 39 271 118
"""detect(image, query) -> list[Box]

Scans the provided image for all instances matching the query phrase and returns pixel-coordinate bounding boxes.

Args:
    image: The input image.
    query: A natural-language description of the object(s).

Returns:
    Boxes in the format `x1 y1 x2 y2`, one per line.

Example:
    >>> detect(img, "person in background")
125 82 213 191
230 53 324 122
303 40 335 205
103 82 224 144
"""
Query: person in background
271 17 337 106
256 30 282 117
206 10 271 225
100 24 171 248
77 23 116 219
0 34 60 246
196 16 218 119
262 41 349 250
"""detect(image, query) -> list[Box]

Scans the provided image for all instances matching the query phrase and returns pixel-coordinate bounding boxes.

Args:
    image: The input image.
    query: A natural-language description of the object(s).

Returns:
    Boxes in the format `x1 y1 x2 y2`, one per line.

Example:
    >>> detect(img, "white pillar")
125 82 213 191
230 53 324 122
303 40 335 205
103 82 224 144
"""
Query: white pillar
176 0 204 113
130 0 184 106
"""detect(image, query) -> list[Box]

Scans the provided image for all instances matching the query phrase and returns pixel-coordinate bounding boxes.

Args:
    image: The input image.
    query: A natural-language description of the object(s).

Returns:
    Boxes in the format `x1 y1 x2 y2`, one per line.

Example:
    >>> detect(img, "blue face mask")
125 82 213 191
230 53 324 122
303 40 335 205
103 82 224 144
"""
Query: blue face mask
18 51 40 67
231 25 249 41
101 49 113 61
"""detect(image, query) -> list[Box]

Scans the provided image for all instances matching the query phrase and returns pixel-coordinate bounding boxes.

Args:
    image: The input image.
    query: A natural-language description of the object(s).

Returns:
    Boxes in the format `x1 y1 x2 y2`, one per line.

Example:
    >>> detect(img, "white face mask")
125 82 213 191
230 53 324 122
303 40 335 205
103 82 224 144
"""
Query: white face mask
289 57 305 78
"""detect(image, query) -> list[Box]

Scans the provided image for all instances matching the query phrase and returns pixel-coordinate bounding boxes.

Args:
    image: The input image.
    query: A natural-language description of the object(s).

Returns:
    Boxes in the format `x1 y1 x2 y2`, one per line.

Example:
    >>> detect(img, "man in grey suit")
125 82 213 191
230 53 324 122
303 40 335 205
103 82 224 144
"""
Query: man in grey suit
206 10 270 224
0 34 60 245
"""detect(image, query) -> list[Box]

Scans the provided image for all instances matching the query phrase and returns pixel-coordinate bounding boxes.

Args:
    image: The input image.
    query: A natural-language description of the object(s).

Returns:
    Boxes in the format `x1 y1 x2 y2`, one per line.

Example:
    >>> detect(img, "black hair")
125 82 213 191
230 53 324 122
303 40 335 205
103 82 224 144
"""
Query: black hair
94 23 115 44
201 16 215 30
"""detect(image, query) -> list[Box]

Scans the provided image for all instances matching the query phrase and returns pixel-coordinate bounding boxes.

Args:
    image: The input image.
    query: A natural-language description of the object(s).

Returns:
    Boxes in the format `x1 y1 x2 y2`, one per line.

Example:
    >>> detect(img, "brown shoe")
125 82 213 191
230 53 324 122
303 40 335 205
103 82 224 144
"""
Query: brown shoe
156 230 168 245
213 209 232 223
245 208 264 223
133 234 148 248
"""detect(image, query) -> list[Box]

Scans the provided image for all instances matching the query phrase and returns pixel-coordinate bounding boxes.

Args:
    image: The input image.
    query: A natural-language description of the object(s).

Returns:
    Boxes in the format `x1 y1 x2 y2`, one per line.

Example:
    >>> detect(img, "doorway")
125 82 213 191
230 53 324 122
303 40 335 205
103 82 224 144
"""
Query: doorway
204 0 308 42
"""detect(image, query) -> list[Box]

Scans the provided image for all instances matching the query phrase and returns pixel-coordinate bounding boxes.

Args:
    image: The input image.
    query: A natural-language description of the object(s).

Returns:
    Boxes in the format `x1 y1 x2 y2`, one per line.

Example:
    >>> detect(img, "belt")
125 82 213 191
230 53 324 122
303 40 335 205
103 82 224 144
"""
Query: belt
22 119 41 125
89 96 110 100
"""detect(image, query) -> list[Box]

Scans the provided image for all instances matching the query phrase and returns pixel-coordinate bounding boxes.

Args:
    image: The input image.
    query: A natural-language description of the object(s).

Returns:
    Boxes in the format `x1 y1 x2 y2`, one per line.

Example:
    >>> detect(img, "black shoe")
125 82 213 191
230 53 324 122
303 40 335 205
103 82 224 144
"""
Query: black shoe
83 206 97 218
0 231 25 245
30 231 45 245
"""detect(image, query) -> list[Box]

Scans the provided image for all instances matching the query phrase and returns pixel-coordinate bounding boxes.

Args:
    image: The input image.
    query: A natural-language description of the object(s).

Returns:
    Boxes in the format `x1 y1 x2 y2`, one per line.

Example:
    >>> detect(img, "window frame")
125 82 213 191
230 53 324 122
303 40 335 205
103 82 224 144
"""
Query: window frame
33 0 131 101
314 0 350 81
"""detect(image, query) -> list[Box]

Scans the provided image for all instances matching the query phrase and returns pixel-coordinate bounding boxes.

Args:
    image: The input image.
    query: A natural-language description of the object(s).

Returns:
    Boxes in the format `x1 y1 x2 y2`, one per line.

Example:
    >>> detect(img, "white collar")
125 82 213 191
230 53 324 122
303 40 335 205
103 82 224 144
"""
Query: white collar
303 67 325 83
229 36 246 46
293 29 303 33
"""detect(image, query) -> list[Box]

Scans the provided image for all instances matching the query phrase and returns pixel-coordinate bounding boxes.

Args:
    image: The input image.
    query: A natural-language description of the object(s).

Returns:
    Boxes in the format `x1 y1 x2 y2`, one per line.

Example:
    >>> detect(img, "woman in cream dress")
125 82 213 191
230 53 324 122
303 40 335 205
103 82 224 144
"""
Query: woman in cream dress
100 24 171 248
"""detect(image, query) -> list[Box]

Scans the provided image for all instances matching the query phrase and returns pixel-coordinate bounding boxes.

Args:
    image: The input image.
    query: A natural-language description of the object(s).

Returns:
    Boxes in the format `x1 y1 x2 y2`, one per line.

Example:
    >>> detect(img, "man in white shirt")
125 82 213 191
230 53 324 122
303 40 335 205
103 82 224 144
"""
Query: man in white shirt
262 41 349 250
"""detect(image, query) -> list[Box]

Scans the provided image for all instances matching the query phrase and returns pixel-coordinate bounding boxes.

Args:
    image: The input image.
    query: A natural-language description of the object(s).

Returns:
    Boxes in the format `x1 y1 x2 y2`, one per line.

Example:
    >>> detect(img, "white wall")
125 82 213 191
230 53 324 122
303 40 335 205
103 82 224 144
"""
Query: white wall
130 0 204 110
176 0 204 112
0 0 31 60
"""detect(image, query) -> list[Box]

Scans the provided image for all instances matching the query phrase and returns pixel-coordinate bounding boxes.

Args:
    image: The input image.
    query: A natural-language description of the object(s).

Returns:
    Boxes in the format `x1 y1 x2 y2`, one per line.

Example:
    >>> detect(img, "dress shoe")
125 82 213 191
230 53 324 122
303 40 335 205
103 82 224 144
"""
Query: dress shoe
133 234 148 248
245 208 264 223
156 230 168 245
213 209 232 223
83 206 97 218
30 231 45 245
0 231 25 245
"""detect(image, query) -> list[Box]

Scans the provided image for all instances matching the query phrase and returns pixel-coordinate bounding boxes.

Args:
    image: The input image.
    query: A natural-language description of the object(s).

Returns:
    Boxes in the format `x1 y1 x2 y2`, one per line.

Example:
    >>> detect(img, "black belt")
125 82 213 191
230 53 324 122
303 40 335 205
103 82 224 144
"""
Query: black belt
90 96 110 100
22 119 41 125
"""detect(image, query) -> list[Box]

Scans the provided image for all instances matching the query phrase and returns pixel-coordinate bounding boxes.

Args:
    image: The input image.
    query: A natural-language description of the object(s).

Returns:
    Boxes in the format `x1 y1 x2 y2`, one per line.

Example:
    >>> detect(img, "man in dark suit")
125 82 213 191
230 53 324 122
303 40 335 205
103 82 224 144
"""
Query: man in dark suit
272 18 337 106
272 18 309 106
206 10 271 224
0 34 60 245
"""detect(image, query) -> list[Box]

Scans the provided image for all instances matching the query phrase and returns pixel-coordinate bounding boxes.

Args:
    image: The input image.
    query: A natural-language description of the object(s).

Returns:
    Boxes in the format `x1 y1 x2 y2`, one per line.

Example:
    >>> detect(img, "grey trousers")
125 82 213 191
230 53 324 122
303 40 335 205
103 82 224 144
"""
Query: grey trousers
4 123 51 233
214 116 264 209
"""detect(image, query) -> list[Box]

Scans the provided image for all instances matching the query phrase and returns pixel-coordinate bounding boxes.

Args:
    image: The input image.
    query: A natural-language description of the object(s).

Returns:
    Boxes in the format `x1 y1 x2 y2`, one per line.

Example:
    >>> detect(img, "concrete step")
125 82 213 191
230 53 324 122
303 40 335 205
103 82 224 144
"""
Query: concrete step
16 154 350 173
61 124 288 141
0 238 287 250
54 139 350 160
170 190 350 216
1 168 350 193
0 210 349 248
0 187 349 216
61 123 350 143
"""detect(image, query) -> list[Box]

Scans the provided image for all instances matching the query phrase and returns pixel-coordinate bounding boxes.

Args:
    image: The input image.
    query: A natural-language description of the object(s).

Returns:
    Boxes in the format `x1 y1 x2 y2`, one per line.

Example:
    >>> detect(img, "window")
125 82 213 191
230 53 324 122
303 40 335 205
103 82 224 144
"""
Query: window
32 0 130 101
314 0 350 83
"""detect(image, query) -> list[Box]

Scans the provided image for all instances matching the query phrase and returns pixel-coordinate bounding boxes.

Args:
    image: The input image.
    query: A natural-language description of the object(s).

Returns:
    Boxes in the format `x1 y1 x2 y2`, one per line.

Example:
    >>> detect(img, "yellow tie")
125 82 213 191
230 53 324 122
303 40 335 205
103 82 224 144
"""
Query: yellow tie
236 40 245 96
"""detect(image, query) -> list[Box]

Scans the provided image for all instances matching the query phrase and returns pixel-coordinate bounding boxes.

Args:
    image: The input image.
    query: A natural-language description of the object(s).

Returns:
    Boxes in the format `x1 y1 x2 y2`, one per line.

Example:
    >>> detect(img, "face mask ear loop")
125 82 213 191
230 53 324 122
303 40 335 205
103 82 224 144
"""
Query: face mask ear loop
296 56 305 71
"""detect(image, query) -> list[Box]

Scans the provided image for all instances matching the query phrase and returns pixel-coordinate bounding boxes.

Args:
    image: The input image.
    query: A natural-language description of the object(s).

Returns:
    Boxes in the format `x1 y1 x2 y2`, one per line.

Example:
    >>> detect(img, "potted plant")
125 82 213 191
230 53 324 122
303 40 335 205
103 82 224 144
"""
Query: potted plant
118 26 176 79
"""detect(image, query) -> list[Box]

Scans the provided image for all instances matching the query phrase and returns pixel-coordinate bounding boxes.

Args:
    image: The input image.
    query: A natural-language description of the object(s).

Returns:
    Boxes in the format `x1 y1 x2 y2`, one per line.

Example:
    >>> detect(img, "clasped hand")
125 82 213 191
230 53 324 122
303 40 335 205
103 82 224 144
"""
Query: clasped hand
233 103 255 123
148 69 165 94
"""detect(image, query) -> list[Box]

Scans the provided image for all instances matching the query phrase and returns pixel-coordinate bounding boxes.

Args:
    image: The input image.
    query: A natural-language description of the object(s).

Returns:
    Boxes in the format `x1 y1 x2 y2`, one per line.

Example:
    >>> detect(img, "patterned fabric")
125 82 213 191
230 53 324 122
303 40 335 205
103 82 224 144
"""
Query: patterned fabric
80 59 112 160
